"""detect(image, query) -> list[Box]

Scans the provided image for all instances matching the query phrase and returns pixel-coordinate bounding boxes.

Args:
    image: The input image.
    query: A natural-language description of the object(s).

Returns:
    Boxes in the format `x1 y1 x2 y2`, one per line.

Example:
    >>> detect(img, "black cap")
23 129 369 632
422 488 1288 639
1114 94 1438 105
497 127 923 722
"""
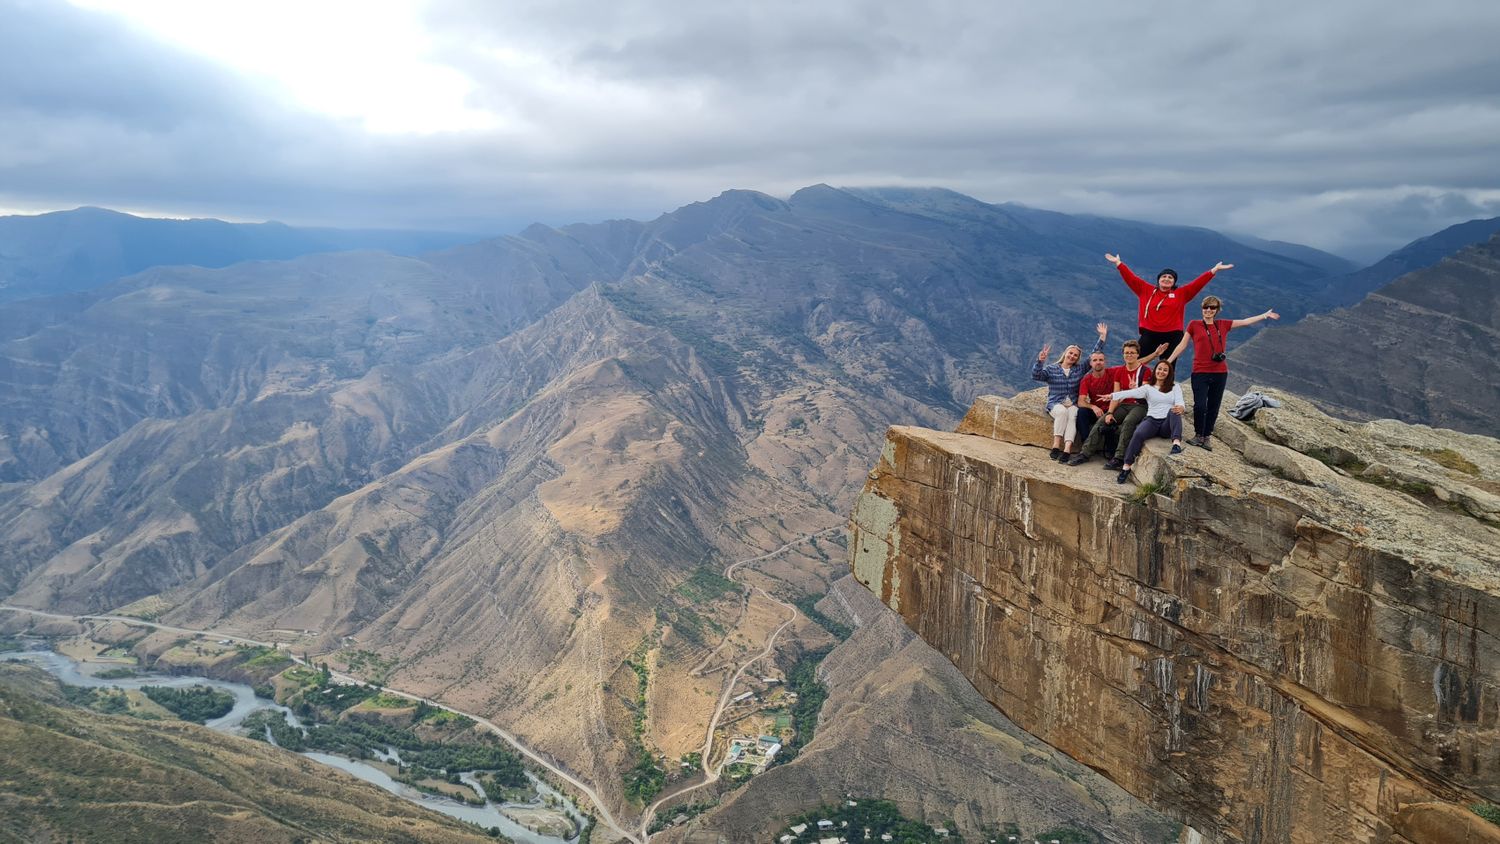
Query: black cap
1157 268 1178 282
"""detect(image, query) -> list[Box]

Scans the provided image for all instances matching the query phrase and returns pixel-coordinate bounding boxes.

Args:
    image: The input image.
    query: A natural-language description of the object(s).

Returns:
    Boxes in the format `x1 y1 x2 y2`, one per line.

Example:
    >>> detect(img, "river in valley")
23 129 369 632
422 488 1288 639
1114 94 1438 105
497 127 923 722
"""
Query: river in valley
8 646 582 843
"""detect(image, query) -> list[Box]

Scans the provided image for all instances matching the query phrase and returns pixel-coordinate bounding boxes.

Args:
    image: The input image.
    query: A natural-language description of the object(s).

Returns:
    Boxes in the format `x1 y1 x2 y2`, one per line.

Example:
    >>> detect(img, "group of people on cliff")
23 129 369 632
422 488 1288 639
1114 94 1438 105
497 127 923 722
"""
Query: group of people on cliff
1031 255 1278 483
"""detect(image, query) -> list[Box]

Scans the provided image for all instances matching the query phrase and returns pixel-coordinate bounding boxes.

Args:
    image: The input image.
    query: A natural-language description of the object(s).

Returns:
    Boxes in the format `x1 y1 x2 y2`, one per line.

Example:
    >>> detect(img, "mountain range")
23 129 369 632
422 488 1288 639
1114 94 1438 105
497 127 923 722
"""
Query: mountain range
0 186 1490 836
0 206 477 303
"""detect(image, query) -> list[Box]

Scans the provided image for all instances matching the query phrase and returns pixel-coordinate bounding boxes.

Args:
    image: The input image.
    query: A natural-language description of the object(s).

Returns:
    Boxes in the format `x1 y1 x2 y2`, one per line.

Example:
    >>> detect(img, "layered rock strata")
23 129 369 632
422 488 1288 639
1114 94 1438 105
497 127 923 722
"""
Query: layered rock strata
851 388 1500 843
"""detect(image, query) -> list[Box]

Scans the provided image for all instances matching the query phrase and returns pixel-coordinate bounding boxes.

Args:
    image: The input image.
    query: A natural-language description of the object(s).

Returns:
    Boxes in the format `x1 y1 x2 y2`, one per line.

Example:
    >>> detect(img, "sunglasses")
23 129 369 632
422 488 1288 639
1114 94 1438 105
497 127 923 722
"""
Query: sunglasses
1202 305 1220 311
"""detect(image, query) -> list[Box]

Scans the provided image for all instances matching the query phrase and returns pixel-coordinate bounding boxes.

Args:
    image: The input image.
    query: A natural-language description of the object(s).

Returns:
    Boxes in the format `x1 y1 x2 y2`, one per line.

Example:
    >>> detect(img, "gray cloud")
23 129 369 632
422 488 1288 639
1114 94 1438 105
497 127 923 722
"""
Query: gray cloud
3 0 1498 260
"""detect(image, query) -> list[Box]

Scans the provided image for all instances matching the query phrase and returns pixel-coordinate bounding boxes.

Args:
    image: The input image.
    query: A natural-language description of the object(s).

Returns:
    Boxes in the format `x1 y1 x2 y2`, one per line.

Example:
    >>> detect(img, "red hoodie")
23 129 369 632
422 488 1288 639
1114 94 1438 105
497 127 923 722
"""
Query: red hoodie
1118 263 1217 332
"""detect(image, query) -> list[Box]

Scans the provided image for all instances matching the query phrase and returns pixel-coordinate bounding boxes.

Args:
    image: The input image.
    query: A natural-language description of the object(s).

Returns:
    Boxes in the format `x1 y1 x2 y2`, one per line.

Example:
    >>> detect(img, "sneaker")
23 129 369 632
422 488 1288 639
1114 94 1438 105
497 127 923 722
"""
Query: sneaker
1201 438 1213 451
1049 448 1062 461
1188 436 1208 449
1170 443 1183 455
1116 469 1131 484
1066 454 1089 466
1104 457 1123 470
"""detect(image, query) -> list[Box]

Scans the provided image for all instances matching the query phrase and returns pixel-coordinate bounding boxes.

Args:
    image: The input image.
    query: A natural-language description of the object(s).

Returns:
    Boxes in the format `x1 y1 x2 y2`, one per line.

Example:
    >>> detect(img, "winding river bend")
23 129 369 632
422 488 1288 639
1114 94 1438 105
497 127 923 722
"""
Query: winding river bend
9 647 581 844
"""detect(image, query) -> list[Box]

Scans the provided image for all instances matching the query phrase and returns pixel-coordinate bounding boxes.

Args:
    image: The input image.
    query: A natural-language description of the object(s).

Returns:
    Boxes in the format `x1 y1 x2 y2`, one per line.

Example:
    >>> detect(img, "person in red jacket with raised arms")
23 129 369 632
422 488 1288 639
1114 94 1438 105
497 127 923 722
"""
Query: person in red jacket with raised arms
1105 253 1234 355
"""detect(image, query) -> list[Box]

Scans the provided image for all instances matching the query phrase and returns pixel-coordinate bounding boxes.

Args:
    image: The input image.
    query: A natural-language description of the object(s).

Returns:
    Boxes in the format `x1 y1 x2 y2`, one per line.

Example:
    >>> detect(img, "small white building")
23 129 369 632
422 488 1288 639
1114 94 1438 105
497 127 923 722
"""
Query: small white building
780 836 796 844
845 800 858 807
817 820 835 831
790 824 809 835
935 828 950 838
732 691 755 703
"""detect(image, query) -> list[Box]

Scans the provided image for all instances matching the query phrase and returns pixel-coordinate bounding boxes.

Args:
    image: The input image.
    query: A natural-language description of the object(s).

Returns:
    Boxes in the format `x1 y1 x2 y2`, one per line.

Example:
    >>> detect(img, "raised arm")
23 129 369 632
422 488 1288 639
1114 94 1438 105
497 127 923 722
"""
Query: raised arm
1107 253 1152 296
1109 386 1150 402
1142 341 1171 365
1234 309 1279 327
1031 343 1051 381
1093 322 1108 355
1177 261 1233 299
1166 332 1192 365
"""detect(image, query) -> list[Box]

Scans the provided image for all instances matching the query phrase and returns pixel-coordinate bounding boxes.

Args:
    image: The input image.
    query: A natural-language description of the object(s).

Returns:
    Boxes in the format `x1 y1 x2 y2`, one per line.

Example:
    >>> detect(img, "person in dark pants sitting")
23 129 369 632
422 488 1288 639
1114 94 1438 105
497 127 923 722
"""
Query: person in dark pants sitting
1166 296 1279 450
1068 349 1117 465
1108 360 1186 484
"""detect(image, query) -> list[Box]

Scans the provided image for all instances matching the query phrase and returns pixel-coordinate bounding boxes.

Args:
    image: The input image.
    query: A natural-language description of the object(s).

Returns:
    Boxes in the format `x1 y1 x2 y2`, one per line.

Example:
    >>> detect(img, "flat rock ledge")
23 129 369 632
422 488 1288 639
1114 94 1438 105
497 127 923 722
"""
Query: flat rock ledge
853 387 1500 844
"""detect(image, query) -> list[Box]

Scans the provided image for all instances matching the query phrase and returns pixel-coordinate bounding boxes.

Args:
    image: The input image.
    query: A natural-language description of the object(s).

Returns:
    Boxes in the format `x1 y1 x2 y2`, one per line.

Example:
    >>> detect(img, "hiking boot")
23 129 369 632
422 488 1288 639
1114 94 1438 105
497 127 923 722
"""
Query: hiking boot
1201 438 1213 451
1066 453 1089 466
1104 457 1123 470
1187 435 1205 448
1049 448 1062 461
1116 469 1131 484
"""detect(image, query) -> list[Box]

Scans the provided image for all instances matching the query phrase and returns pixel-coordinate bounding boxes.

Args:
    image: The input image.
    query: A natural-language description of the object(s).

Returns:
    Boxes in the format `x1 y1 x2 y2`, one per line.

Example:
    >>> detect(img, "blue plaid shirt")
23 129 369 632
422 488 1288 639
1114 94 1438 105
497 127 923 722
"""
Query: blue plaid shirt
1031 337 1106 411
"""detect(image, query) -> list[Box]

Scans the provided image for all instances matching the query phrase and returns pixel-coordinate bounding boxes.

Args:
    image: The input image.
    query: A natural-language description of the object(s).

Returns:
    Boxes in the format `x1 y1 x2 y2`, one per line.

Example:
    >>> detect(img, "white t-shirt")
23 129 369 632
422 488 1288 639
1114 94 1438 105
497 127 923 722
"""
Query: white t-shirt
1110 384 1184 419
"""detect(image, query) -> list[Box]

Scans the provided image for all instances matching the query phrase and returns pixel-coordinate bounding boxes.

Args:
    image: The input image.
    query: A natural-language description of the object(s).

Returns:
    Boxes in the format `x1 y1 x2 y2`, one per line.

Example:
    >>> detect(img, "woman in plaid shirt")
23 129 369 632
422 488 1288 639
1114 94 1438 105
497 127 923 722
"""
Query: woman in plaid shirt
1032 322 1108 461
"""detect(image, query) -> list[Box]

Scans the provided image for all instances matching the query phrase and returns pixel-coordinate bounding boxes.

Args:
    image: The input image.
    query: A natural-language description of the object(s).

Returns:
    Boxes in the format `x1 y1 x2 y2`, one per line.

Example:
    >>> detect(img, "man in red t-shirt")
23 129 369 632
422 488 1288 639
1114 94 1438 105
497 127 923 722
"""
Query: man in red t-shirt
1167 295 1280 449
1069 339 1166 467
1074 349 1113 446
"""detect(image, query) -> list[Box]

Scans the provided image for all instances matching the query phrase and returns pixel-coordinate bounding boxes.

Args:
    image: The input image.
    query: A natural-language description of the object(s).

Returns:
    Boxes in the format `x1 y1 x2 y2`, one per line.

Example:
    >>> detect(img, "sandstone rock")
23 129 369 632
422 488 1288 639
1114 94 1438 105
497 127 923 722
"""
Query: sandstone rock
850 392 1500 844
956 390 1053 448
1240 439 1341 487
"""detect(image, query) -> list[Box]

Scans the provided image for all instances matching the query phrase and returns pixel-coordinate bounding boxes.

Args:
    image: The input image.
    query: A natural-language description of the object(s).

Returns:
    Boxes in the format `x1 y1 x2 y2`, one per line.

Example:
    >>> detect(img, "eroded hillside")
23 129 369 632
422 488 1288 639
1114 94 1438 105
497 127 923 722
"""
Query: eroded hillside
0 186 1358 826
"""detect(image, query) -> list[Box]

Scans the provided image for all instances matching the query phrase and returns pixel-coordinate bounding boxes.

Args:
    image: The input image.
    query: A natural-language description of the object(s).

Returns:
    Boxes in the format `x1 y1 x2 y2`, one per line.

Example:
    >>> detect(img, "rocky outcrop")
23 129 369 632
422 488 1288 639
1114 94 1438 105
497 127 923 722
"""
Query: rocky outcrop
850 388 1500 843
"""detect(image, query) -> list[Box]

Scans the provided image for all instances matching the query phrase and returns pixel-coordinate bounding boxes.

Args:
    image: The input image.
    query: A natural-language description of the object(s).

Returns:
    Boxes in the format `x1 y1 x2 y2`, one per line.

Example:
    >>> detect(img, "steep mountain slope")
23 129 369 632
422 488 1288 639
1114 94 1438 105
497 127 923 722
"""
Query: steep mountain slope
665 578 1178 844
1231 233 1500 434
0 206 477 303
0 185 1354 824
0 663 495 843
1310 214 1500 310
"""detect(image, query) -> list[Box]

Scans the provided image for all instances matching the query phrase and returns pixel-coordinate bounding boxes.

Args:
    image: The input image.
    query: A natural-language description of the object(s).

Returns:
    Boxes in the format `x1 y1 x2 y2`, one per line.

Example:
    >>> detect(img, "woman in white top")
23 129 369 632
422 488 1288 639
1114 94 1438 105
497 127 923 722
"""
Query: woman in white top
1107 360 1185 484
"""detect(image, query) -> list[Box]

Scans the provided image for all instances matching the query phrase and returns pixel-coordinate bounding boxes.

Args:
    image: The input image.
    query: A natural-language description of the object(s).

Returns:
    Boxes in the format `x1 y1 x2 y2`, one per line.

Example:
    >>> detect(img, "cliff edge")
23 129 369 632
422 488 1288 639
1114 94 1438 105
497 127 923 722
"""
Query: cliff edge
849 387 1500 843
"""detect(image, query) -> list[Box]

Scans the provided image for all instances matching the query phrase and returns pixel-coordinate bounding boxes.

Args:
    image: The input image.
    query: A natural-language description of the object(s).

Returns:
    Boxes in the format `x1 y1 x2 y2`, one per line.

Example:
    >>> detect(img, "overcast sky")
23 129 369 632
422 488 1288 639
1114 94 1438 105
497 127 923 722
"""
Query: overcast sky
4 0 1498 260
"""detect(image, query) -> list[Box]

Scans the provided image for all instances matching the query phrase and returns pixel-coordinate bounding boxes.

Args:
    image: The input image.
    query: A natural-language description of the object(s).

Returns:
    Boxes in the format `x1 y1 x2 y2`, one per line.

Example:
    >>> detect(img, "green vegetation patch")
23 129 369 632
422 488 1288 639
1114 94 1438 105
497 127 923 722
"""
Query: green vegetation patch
621 635 665 802
342 649 399 684
675 566 742 603
245 706 528 786
61 684 130 715
774 647 831 765
141 685 235 724
1409 447 1480 476
240 646 294 671
94 667 139 680
417 700 475 728
1129 481 1164 504
792 593 853 640
1473 802 1500 826
365 691 417 710
781 798 954 844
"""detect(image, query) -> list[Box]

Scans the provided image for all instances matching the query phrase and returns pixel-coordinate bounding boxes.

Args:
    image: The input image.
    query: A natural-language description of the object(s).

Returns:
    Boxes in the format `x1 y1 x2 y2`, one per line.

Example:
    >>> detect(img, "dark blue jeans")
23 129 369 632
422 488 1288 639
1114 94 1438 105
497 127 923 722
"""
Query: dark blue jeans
1123 414 1182 464
1191 372 1228 438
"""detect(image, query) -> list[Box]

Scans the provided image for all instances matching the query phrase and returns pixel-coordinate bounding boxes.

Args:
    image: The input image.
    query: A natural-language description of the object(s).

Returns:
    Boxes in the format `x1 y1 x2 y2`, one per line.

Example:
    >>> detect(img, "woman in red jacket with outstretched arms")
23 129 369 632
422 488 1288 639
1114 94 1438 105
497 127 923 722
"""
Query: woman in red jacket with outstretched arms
1105 253 1233 355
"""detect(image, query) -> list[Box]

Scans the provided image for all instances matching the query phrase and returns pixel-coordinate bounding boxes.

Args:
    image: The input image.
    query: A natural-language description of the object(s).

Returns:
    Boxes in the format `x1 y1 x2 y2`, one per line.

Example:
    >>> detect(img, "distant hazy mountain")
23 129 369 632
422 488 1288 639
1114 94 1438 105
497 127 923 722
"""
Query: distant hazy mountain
0 185 1357 830
1224 232 1360 276
1305 215 1500 311
1232 233 1500 434
0 206 479 302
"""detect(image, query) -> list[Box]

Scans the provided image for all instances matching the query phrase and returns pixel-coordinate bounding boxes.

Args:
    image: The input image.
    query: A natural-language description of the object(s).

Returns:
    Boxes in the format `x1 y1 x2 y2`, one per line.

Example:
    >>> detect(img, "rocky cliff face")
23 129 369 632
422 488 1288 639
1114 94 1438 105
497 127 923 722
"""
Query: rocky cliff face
850 387 1500 843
